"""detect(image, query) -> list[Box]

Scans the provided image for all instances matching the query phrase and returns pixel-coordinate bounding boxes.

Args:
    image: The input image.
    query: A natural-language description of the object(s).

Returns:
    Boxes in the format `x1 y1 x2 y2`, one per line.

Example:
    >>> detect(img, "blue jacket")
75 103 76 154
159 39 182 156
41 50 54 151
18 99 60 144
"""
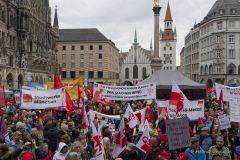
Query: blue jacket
185 147 207 160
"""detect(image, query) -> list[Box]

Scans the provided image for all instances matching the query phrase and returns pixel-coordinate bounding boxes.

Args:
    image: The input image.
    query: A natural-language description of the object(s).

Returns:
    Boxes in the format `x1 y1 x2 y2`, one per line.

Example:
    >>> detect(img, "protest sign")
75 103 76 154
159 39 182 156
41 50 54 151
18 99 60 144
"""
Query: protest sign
89 108 146 132
93 83 156 101
157 99 204 120
166 117 191 150
229 100 240 122
47 78 83 100
218 114 231 130
20 88 66 109
215 83 240 102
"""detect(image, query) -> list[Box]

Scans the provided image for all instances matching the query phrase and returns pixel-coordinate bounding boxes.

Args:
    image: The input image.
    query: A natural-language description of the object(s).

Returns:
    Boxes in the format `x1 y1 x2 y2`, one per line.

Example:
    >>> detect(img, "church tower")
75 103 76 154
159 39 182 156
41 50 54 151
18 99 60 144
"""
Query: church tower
160 1 177 71
53 6 59 37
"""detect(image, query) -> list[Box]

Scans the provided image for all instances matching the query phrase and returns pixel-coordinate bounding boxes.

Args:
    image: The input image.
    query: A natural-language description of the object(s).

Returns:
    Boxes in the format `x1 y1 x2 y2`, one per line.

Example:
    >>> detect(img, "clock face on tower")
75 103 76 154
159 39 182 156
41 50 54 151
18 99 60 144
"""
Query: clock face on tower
166 42 170 47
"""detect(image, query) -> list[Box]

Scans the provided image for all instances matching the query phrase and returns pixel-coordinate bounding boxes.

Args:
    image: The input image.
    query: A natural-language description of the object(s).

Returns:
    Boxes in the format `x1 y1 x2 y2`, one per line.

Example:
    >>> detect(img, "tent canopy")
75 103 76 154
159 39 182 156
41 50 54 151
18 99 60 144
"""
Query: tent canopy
138 71 205 90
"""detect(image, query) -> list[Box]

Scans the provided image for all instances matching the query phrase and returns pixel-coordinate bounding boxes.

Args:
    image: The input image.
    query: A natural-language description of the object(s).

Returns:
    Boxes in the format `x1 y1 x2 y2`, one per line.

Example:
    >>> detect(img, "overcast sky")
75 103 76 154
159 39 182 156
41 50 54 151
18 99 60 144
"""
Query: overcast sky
49 0 216 65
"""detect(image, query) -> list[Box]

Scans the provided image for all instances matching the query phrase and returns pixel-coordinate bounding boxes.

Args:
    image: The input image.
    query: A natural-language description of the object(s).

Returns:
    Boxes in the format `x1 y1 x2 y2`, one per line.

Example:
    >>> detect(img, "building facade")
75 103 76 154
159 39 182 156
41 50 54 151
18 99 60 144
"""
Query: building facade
160 2 177 71
0 0 58 89
182 0 240 85
119 30 152 85
57 29 120 84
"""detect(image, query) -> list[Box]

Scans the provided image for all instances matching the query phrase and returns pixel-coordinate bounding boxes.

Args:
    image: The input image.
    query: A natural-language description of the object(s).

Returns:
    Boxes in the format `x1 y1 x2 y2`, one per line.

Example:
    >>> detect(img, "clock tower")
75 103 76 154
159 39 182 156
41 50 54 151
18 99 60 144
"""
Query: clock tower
160 1 177 71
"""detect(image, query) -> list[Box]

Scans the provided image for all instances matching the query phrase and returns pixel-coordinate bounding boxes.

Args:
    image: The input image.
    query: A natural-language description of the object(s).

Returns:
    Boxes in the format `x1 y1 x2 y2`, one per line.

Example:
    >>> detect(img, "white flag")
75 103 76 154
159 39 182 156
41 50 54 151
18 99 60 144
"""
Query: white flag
112 119 127 158
91 122 104 160
124 104 138 128
141 119 150 131
136 128 151 154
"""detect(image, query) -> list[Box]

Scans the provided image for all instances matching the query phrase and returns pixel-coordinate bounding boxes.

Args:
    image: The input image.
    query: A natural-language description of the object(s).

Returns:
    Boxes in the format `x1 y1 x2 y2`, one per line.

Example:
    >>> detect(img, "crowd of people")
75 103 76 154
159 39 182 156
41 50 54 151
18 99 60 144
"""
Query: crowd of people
0 86 240 160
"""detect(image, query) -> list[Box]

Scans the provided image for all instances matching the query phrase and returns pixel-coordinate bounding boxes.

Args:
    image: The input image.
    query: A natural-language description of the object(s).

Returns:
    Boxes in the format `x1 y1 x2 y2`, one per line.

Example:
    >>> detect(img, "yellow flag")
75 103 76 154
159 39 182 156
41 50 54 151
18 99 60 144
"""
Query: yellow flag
47 78 83 100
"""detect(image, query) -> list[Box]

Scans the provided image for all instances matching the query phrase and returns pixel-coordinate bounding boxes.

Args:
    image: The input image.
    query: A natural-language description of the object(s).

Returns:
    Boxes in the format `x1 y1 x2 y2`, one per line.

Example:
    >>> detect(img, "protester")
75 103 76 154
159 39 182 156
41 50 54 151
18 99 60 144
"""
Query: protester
52 142 68 160
185 137 207 160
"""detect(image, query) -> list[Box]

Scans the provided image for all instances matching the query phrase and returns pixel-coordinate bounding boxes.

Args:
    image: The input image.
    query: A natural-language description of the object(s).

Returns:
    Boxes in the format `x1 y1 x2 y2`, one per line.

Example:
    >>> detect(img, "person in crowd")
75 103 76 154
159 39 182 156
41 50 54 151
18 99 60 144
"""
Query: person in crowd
208 136 231 160
65 152 81 160
44 120 59 153
0 143 13 160
103 137 113 160
53 142 69 160
102 126 113 142
121 143 140 160
79 134 92 159
176 152 189 160
185 136 207 160
36 143 53 160
199 127 215 152
9 131 23 152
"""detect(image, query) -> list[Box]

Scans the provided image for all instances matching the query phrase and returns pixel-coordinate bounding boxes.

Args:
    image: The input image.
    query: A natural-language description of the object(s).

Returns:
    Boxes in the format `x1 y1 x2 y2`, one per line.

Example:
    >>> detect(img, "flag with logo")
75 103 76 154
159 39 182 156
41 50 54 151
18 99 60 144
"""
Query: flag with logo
218 90 224 110
124 104 138 128
170 82 190 115
112 119 126 158
136 126 151 154
141 119 150 131
92 122 104 160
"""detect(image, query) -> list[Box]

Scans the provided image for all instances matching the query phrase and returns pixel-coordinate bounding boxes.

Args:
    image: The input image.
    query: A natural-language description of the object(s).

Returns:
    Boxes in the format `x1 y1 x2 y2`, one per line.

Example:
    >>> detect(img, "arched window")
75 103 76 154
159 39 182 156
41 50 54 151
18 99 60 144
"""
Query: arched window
200 66 204 75
205 65 209 75
209 65 213 75
133 65 138 79
142 67 147 79
228 63 236 74
125 68 129 79
238 65 240 75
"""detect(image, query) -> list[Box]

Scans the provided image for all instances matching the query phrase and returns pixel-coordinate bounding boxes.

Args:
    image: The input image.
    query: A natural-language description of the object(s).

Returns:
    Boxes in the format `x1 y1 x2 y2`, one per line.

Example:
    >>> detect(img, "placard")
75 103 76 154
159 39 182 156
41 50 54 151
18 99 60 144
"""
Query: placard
229 100 240 122
20 88 66 109
93 83 156 101
166 117 191 150
215 83 240 102
218 114 231 130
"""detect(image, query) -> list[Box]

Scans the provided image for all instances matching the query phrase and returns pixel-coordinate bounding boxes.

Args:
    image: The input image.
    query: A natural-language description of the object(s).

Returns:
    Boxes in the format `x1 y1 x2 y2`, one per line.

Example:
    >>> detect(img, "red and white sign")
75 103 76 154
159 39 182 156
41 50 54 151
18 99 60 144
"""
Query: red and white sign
136 128 151 154
124 104 138 128
112 119 126 158
92 122 104 160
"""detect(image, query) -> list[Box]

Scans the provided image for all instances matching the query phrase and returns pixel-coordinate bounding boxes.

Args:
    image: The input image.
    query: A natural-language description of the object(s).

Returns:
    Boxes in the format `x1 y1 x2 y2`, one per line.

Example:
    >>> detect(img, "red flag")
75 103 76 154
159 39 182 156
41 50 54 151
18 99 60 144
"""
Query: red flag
0 86 5 106
78 87 89 131
136 127 151 154
54 72 74 112
112 119 126 158
170 82 190 115
91 121 104 160
218 90 224 110
124 104 138 128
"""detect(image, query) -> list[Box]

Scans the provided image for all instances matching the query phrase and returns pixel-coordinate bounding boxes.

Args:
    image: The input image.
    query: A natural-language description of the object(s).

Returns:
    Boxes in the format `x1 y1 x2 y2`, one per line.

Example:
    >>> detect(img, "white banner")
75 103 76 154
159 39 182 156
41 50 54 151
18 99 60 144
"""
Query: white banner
89 108 146 132
20 88 66 109
229 100 240 122
93 83 156 101
215 83 240 102
157 100 204 120
218 114 231 130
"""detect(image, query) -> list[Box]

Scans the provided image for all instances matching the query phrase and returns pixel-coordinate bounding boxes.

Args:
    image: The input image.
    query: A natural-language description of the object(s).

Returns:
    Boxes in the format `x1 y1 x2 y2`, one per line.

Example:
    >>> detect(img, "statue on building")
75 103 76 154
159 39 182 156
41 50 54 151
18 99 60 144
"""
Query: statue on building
153 0 159 7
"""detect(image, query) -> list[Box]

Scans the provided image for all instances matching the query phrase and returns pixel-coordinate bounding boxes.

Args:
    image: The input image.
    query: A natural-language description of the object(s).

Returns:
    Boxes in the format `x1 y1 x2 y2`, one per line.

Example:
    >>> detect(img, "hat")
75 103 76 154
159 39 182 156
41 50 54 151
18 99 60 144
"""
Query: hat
190 136 199 143
22 151 33 160
201 127 210 132
179 152 189 160
126 143 136 151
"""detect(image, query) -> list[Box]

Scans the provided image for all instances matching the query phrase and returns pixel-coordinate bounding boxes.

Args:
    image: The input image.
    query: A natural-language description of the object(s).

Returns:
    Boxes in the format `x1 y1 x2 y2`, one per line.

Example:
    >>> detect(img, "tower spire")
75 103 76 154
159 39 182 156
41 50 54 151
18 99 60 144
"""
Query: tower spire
164 1 173 22
150 38 153 50
53 5 59 28
134 28 137 43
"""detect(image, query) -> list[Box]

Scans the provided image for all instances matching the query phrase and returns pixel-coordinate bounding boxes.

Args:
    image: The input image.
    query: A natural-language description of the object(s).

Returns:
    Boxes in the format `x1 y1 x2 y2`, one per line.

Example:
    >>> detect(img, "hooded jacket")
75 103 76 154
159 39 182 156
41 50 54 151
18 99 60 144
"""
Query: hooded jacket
52 142 68 160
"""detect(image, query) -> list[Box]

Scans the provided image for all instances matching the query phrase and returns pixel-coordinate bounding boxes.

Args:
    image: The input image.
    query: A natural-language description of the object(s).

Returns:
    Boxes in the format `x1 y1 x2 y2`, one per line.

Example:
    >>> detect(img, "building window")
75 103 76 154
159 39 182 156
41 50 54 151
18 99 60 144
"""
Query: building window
88 71 94 78
80 62 84 68
125 68 129 79
99 54 102 59
90 45 93 50
62 63 66 68
80 45 84 50
70 71 76 79
98 71 103 78
80 54 84 59
71 45 75 50
62 71 66 78
216 50 221 58
231 9 237 14
62 54 66 61
62 46 66 51
229 35 235 43
79 71 85 77
89 62 93 68
98 62 102 68
164 54 166 57
170 66 172 70
170 54 172 57
217 22 222 30
71 62 75 68
89 53 93 59
228 63 236 74
170 60 172 64
216 35 220 43
71 54 75 61
133 65 138 79
170 47 172 50
142 67 147 79
99 45 102 50
229 21 235 28
164 61 166 64
164 47 166 51
229 49 235 59
219 9 224 15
